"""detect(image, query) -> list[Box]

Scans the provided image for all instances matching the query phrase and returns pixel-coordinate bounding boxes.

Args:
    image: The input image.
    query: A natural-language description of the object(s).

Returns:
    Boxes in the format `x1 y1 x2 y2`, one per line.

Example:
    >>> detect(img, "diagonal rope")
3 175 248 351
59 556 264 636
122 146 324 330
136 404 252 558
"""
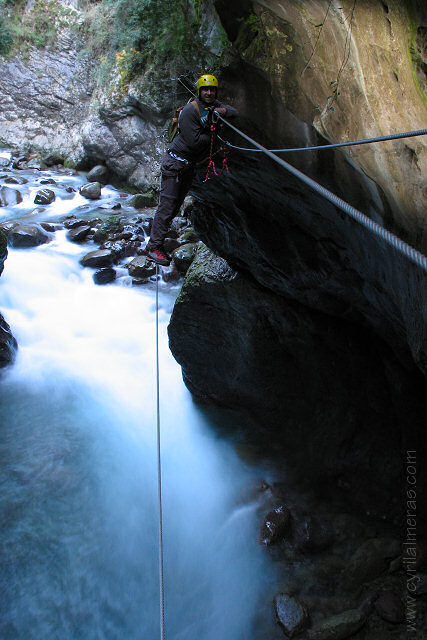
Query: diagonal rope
217 116 427 273
155 263 166 640
175 75 427 269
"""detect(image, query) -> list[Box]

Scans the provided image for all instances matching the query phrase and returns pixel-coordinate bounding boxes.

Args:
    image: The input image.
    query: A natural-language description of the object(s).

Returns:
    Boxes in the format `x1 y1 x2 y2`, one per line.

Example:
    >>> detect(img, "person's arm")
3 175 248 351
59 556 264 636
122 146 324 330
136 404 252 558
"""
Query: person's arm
178 102 211 153
213 101 238 119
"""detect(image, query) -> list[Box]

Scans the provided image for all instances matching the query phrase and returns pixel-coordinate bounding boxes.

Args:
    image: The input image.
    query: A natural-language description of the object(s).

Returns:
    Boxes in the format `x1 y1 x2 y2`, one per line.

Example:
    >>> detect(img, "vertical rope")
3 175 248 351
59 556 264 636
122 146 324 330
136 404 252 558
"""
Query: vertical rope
155 263 166 640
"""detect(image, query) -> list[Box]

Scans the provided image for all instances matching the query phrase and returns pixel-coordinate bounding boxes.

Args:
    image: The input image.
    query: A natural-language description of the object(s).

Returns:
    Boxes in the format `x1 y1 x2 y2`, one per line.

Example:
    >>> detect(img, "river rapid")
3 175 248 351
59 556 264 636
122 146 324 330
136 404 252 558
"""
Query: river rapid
0 153 279 639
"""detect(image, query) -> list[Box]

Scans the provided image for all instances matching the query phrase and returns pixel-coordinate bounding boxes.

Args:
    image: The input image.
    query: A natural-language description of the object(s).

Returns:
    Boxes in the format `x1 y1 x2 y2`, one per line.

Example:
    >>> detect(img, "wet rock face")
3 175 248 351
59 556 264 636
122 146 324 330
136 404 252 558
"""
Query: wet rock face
274 593 309 638
79 182 101 200
80 249 115 268
168 246 427 515
189 151 427 378
0 231 17 368
307 609 366 640
0 314 17 369
34 189 55 205
0 231 7 277
260 506 290 546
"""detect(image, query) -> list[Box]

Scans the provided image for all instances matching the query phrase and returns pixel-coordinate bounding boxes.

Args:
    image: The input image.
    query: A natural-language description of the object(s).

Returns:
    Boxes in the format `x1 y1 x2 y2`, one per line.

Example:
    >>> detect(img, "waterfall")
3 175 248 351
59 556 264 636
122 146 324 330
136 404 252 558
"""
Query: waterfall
0 167 278 639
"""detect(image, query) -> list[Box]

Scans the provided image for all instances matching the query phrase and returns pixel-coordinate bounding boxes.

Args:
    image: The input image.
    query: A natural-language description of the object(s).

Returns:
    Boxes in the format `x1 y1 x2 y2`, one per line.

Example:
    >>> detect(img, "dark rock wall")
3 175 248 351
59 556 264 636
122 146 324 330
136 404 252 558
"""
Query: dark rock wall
168 3 427 515
169 246 426 516
189 150 427 377
0 230 17 368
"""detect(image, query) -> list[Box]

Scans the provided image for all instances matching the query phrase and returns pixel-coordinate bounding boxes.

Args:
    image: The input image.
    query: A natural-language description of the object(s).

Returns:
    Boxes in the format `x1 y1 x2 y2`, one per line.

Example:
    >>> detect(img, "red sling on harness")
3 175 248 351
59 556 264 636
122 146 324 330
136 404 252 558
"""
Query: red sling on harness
204 123 230 182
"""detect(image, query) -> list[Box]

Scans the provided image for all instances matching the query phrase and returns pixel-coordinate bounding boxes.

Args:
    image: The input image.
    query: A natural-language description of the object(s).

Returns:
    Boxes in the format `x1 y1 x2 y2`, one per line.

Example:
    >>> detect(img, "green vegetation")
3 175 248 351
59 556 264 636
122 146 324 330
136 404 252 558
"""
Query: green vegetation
406 1 427 107
0 0 13 54
238 11 260 35
1 0 229 96
0 0 79 55
79 0 219 85
103 215 123 235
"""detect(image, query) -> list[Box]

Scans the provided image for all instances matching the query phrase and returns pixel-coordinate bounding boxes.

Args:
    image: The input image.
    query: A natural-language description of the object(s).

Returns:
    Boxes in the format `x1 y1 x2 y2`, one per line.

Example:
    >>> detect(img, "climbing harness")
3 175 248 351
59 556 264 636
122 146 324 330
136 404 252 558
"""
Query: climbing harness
155 263 166 640
215 114 427 273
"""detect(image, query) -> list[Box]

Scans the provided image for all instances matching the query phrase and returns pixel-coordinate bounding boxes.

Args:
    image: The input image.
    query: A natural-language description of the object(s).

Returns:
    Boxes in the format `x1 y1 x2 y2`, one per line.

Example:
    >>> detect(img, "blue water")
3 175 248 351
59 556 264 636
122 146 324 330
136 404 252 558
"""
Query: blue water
0 165 278 639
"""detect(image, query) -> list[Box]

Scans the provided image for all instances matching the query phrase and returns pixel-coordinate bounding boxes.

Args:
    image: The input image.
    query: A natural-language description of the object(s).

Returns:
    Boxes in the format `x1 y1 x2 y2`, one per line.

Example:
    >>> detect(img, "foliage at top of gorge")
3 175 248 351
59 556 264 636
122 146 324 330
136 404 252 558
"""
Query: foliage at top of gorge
0 0 229 98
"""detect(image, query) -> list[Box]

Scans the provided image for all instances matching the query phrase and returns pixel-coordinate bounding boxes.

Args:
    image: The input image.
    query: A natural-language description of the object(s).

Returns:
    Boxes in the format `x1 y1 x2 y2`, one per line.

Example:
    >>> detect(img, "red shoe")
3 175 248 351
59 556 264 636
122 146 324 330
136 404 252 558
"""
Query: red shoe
146 246 170 266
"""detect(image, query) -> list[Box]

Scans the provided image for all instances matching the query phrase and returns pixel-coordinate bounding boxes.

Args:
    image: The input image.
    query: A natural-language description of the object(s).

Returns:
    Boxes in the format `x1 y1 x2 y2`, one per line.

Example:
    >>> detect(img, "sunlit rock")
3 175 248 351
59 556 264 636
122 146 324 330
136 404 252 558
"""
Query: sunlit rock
79 182 101 200
127 256 156 278
0 185 23 206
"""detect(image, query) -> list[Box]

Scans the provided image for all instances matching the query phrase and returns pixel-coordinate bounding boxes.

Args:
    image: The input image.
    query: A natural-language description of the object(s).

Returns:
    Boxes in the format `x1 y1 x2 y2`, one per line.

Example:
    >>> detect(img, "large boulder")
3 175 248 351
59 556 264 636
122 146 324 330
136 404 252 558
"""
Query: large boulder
168 246 427 517
34 188 55 205
79 182 101 200
374 591 404 624
80 249 115 268
7 224 50 248
128 192 157 209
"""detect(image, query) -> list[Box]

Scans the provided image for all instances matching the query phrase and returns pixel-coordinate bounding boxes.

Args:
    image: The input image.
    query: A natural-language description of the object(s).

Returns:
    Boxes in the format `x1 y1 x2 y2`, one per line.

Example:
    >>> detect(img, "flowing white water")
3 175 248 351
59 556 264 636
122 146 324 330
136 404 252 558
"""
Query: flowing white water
0 222 278 637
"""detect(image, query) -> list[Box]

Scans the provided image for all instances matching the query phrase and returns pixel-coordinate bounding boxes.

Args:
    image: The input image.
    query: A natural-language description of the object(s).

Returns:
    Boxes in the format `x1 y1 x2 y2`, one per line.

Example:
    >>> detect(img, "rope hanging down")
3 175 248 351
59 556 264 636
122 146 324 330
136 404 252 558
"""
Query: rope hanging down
155 264 166 640
216 115 427 274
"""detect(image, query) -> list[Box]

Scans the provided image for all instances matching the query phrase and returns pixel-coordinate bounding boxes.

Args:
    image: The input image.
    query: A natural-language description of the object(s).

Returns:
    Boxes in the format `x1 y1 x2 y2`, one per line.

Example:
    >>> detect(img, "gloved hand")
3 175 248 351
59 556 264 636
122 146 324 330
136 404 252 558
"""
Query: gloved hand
200 107 212 128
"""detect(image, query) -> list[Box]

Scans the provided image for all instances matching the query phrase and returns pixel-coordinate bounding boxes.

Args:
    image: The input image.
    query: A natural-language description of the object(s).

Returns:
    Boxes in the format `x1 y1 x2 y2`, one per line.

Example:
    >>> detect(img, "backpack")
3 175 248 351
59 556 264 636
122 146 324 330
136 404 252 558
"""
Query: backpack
167 100 201 142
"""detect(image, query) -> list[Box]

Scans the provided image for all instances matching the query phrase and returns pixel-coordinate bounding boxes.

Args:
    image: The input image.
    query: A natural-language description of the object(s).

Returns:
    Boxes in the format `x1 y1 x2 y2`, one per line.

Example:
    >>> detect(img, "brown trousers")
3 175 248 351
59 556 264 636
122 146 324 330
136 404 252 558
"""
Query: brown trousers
149 153 194 249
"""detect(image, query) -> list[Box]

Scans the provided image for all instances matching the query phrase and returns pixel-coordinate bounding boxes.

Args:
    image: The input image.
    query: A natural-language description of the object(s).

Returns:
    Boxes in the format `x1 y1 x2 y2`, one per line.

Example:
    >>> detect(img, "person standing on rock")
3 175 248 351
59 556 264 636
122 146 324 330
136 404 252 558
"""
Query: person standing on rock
146 74 238 266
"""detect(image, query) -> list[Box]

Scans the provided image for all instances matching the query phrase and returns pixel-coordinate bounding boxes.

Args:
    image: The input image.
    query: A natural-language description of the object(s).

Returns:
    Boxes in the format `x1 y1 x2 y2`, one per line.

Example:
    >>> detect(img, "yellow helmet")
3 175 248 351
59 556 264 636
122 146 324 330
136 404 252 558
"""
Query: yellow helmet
196 74 218 96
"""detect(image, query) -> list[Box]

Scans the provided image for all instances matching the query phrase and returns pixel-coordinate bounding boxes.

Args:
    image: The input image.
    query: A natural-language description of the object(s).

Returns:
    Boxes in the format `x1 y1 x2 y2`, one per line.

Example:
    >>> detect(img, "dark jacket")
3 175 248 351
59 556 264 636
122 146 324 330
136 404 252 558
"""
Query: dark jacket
168 97 238 163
